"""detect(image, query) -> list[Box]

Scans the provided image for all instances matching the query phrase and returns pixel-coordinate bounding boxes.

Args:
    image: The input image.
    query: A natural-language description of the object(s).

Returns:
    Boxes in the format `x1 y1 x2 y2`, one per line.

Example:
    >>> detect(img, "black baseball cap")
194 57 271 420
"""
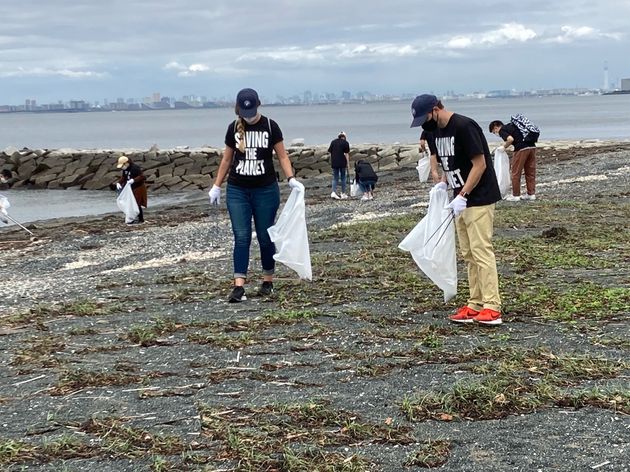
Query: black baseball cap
410 94 438 128
236 88 260 118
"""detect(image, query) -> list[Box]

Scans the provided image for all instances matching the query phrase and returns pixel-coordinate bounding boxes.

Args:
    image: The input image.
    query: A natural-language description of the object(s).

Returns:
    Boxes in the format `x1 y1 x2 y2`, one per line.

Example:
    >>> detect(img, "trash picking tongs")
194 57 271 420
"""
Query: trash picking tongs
1 212 34 236
424 211 455 248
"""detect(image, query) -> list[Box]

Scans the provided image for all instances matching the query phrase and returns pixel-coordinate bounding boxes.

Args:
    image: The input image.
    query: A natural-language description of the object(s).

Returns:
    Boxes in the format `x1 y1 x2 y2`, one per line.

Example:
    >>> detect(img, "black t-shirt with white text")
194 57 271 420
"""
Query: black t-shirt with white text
429 113 501 207
225 116 283 188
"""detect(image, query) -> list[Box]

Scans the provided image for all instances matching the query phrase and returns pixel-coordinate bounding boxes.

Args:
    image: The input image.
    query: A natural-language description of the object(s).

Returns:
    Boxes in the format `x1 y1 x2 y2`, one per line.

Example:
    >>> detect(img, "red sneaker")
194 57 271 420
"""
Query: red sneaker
473 308 502 325
448 306 480 324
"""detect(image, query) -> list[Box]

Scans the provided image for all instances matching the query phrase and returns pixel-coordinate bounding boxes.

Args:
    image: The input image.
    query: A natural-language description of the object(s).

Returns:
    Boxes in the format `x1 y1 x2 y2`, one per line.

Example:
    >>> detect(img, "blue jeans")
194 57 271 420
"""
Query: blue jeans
226 182 280 279
332 167 347 194
359 180 376 193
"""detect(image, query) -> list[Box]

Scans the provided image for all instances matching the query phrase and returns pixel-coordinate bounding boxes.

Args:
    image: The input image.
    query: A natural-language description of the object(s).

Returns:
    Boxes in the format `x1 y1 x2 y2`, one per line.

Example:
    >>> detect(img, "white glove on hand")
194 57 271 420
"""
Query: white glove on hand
127 179 135 185
116 183 122 191
288 178 304 192
433 182 448 192
446 195 468 217
208 185 221 205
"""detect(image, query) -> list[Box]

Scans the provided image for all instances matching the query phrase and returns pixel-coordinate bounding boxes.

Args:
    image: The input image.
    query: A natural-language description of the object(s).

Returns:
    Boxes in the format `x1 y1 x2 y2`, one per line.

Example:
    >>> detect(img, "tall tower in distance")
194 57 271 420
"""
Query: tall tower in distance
603 61 609 91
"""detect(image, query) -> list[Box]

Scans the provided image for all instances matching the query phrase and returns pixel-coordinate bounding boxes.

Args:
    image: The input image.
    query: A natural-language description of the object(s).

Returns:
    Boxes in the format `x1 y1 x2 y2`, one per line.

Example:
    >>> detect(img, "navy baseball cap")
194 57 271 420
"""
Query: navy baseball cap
236 88 260 118
410 94 438 128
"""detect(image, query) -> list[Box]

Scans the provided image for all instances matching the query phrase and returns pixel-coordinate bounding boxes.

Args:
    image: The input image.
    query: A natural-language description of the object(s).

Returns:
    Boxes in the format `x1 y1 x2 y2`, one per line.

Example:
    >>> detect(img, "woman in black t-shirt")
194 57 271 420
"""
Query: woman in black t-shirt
209 88 304 302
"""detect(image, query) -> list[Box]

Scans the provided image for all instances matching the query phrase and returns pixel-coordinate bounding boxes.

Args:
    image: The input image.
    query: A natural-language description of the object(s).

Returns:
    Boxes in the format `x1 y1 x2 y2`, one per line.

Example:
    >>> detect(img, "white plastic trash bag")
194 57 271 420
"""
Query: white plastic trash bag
0 194 9 224
494 147 510 198
116 183 140 223
416 154 431 182
267 186 312 280
398 186 457 302
350 179 362 197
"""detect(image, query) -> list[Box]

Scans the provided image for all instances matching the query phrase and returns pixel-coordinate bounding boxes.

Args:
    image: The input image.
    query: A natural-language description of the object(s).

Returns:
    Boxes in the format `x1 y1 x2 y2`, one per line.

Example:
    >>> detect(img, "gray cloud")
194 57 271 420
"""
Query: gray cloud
0 0 628 102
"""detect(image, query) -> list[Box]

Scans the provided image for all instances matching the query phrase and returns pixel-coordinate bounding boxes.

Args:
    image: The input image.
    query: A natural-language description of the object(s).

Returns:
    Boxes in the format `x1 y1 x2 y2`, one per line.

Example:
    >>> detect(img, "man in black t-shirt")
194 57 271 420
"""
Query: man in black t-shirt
411 94 503 325
327 131 350 199
489 120 537 201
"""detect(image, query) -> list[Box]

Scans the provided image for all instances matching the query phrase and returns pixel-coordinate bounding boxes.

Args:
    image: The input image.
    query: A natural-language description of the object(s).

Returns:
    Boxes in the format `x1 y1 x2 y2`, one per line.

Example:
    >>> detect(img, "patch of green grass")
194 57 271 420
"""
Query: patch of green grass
41 434 95 460
6 299 121 327
125 317 180 346
67 326 99 336
404 439 451 468
10 336 66 367
313 213 419 244
81 417 189 456
188 331 255 349
0 439 37 465
400 347 626 421
557 388 629 414
50 370 143 395
199 400 413 470
505 281 629 322
281 447 370 471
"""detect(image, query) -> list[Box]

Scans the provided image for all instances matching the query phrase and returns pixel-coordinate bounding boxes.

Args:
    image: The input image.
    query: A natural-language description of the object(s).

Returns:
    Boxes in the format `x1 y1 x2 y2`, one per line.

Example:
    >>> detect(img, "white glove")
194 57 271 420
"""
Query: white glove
116 183 122 191
127 179 135 185
288 178 304 192
433 182 447 192
208 185 221 205
446 195 468 217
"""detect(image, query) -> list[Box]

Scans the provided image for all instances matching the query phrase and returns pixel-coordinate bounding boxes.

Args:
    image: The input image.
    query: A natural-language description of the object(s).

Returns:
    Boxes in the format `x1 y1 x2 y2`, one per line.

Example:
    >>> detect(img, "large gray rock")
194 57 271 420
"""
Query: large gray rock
182 174 212 188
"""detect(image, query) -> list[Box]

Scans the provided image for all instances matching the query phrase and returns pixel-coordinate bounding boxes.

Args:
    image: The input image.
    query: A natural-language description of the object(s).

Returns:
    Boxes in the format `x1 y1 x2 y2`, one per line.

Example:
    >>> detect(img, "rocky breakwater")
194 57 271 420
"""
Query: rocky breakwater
0 143 423 193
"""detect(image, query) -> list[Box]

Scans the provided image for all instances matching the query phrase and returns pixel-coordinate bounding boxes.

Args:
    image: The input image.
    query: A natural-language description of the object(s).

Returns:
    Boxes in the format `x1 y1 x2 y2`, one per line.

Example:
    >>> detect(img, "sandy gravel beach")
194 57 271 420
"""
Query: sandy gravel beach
0 142 628 471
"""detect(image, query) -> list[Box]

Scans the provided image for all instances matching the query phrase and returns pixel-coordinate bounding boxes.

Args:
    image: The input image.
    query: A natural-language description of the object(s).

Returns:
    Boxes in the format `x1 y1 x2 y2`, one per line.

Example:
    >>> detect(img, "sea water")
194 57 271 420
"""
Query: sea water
1 94 629 224
0 189 201 226
1 94 629 150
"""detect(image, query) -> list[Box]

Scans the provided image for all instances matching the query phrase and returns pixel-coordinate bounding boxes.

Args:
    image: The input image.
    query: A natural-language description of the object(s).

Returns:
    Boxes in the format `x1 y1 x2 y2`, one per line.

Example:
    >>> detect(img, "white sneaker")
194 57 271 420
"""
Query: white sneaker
521 194 536 201
361 194 370 201
340 193 348 199
505 195 521 202
368 194 374 200
330 192 340 200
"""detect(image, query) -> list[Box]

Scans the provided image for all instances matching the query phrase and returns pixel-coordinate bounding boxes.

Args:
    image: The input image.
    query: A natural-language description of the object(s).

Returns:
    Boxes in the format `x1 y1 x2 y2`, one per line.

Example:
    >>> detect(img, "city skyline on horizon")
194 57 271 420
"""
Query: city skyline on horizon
3 81 626 111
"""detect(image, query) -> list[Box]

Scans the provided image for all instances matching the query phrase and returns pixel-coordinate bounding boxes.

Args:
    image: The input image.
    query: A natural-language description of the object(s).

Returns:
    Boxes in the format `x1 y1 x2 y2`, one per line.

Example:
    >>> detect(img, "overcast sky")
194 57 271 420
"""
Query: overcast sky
1 0 628 104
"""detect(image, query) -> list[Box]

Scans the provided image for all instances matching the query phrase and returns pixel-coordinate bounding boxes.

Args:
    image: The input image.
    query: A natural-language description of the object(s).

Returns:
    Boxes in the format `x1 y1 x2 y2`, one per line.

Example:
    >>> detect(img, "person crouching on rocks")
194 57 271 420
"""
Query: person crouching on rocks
354 159 378 201
208 87 304 303
116 155 147 224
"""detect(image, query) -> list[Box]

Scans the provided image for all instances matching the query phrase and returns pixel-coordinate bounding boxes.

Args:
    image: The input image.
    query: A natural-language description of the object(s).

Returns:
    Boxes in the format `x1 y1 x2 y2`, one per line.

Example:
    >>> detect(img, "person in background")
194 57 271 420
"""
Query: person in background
411 94 503 325
116 155 147 224
420 130 441 183
327 131 350 200
208 88 304 303
0 169 16 190
489 120 537 201
354 159 378 201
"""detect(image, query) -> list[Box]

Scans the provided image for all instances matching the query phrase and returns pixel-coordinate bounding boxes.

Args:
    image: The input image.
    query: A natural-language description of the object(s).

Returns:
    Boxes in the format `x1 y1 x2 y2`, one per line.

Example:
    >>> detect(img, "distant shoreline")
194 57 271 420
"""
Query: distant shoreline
3 91 630 115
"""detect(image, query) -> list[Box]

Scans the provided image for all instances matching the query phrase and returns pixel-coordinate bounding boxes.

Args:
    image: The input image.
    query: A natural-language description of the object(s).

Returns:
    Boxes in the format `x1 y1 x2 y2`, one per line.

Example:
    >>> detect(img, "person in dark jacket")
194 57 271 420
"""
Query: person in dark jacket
0 169 17 190
116 155 147 224
354 159 378 201
327 131 350 199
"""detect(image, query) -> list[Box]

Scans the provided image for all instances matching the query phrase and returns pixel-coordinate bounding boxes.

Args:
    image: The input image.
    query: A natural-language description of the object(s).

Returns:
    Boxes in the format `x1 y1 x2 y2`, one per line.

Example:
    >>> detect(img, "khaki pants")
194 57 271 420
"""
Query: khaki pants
455 204 501 312
511 147 536 196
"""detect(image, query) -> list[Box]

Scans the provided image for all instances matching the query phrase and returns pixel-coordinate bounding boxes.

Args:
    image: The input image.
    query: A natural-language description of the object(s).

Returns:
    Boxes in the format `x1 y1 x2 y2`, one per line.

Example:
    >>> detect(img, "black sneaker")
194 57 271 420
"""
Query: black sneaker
259 281 273 296
228 285 246 303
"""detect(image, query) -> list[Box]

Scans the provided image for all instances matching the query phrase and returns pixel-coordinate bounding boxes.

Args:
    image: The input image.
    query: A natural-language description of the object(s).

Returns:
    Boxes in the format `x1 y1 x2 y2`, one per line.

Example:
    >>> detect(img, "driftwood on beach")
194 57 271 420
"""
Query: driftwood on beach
0 144 424 193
